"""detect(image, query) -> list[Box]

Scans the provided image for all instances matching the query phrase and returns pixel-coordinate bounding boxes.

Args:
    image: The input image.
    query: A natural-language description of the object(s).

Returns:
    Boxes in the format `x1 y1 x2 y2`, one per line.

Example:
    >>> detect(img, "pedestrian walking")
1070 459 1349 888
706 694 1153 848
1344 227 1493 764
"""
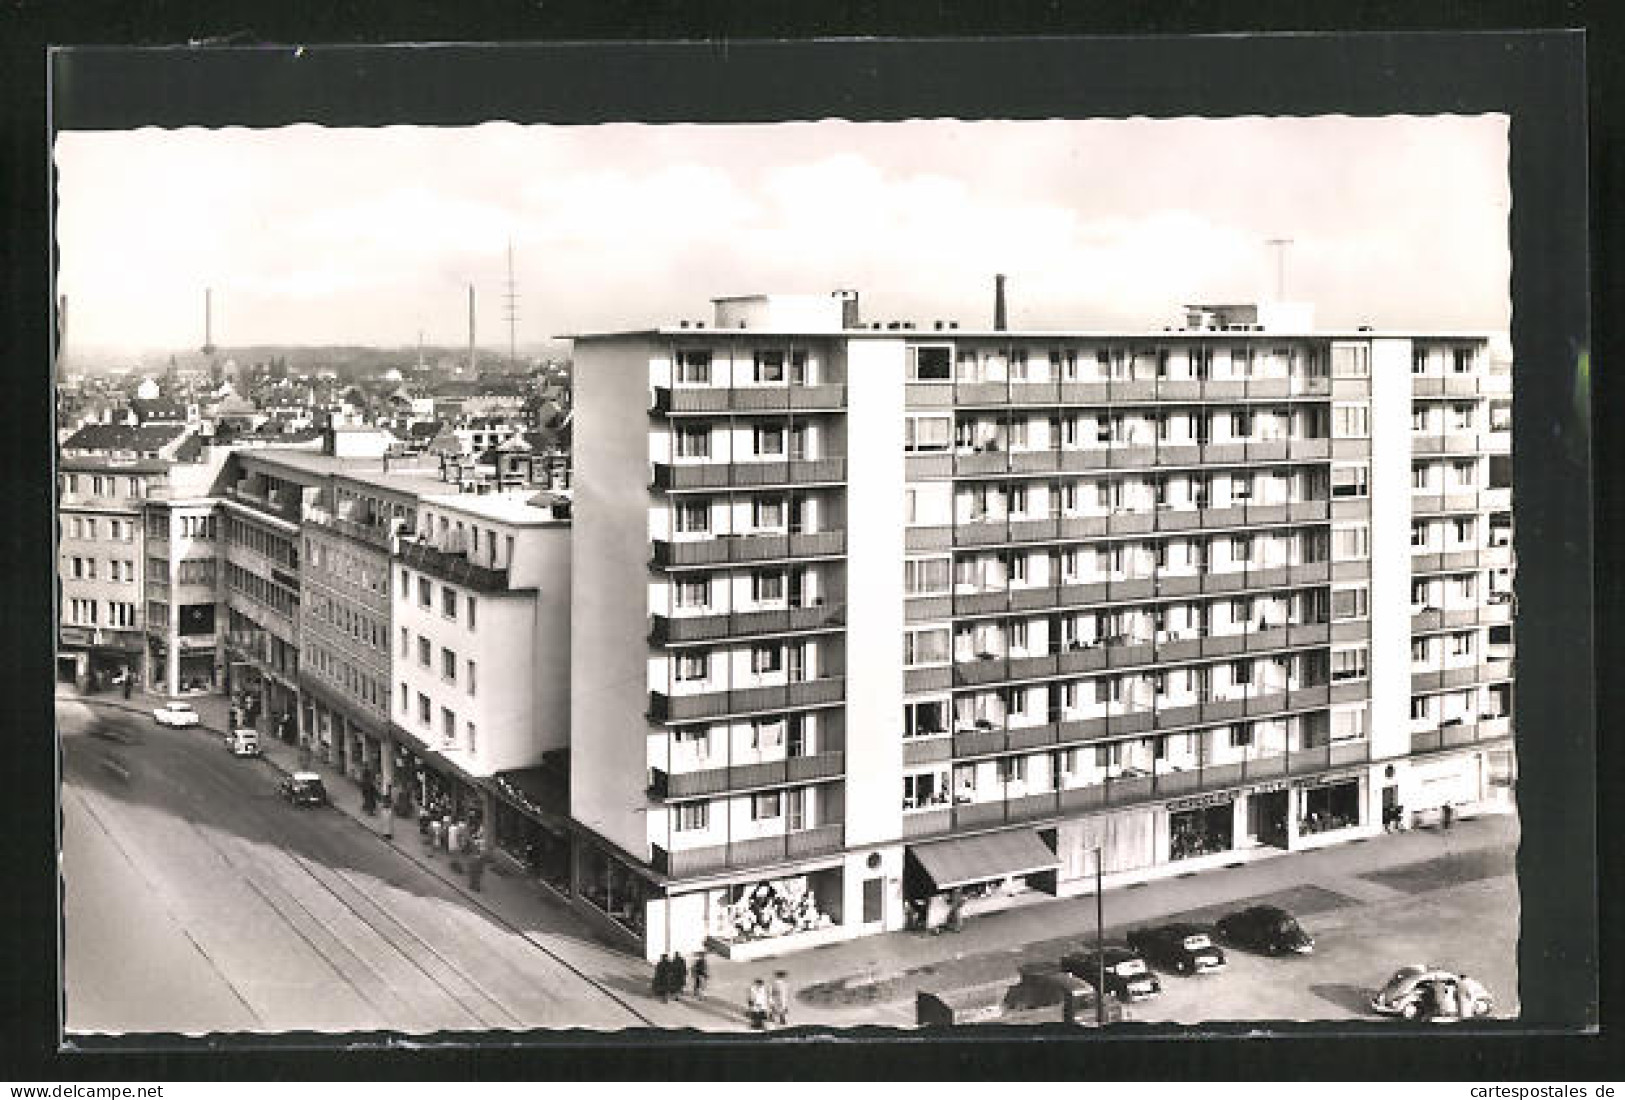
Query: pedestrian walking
691 952 709 998
467 847 486 892
769 970 790 1026
653 954 673 1003
671 952 689 1001
746 977 770 1029
1441 803 1455 831
946 888 965 933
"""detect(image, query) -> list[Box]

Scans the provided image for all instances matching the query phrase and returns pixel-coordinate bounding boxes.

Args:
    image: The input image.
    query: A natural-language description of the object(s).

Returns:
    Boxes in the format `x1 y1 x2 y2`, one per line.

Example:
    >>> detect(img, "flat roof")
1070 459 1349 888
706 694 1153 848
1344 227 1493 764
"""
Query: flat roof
240 448 455 498
420 489 568 526
566 326 1498 342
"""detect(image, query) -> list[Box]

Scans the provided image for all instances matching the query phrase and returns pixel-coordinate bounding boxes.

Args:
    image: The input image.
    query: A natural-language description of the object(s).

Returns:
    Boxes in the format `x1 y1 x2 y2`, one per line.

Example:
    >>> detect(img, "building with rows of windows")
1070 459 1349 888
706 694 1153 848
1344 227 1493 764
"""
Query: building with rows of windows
568 292 1514 961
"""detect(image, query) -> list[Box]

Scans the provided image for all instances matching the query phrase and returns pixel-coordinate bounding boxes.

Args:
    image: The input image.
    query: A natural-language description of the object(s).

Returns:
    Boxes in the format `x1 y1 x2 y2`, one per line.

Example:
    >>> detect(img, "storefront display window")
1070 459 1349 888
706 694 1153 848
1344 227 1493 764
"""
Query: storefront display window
717 873 837 943
579 844 650 938
1299 780 1361 834
1170 802 1234 860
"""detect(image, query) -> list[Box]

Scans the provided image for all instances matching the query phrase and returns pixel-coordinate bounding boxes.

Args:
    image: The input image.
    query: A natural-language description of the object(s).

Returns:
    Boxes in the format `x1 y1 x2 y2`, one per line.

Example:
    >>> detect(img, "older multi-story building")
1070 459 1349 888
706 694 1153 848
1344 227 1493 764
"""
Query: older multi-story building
568 292 1514 961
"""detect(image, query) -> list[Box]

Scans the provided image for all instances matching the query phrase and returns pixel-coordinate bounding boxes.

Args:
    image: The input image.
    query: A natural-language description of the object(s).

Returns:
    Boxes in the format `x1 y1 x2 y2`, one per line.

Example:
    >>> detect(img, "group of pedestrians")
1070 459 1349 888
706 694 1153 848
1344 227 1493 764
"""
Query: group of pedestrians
652 950 708 1002
745 971 791 1030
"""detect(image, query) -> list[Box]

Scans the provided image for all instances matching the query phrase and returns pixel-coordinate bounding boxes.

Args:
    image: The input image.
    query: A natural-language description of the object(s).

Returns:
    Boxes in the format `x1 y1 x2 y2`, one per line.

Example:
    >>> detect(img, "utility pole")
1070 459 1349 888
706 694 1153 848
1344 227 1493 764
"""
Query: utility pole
1267 238 1294 300
1095 846 1106 1025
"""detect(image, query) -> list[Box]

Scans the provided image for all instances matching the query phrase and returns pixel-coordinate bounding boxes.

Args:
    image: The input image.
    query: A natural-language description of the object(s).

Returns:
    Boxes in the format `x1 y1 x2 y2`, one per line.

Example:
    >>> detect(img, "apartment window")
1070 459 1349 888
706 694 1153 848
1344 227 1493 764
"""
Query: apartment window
675 578 710 609
442 647 457 682
1452 461 1477 488
417 693 431 725
1331 707 1368 741
675 349 712 385
911 346 952 381
466 659 477 696
675 802 710 832
750 644 783 674
466 722 477 755
904 699 949 738
442 587 458 617
1452 517 1476 544
753 351 786 383
751 718 785 749
1333 526 1370 560
1412 465 1429 491
1412 408 1428 432
674 425 710 459
904 628 950 667
418 636 431 667
418 578 432 608
400 568 409 594
1412 348 1428 375
1331 647 1369 682
904 557 951 595
753 426 785 457
1332 465 1369 498
1452 404 1475 431
442 707 456 742
1331 587 1369 620
1411 523 1428 549
1411 639 1429 663
1450 633 1474 657
676 652 709 682
400 683 408 712
903 489 917 525
1229 724 1254 748
467 597 477 630
1331 344 1370 378
1453 348 1474 374
997 756 1028 784
1231 658 1253 686
1333 405 1369 438
751 571 784 603
903 772 945 809
674 501 710 534
752 497 785 530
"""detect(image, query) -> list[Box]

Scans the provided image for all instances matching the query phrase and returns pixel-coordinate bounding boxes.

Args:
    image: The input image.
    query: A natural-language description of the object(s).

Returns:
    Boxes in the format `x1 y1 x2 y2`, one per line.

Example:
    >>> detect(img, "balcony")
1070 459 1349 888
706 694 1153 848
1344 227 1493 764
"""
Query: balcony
1410 716 1512 756
654 384 847 414
650 530 846 568
652 823 845 878
648 676 846 722
651 750 846 800
224 485 303 524
648 603 844 645
397 537 511 593
307 509 394 549
652 458 847 491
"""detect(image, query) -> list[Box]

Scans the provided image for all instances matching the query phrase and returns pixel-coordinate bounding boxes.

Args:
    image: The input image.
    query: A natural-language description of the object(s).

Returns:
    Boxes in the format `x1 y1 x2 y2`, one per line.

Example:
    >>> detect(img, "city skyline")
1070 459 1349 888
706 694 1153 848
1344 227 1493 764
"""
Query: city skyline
54 115 1510 355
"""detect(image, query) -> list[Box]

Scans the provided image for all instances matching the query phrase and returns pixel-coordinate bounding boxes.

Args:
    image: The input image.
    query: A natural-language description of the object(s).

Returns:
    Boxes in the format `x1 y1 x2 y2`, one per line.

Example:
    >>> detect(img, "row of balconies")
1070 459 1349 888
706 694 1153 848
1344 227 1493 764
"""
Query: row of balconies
649 603 845 645
653 384 847 414
1411 602 1514 633
1409 716 1513 755
396 537 512 594
904 565 1341 625
901 685 1362 766
306 509 394 550
901 740 1373 839
648 675 846 722
651 530 846 568
652 457 847 492
904 376 1334 408
1413 545 1513 573
224 484 305 524
1412 432 1511 456
650 823 845 879
1412 376 1494 397
905 438 1339 480
909 502 1337 553
1411 661 1513 694
648 750 847 800
1412 488 1512 515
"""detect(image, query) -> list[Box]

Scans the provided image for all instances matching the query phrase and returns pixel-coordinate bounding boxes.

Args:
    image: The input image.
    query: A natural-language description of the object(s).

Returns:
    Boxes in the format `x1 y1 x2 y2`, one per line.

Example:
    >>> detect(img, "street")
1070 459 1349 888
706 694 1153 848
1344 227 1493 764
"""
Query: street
60 700 651 1035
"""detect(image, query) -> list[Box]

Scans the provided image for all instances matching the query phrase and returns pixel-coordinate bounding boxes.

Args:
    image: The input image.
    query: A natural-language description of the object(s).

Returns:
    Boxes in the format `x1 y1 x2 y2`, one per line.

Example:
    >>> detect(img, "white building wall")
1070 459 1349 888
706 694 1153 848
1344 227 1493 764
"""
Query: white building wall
1369 338 1415 760
843 338 907 847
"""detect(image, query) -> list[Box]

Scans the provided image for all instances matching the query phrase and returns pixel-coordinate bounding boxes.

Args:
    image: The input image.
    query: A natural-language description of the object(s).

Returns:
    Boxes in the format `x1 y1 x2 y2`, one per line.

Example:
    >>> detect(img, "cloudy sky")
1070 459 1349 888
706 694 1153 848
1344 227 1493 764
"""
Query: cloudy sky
54 115 1509 354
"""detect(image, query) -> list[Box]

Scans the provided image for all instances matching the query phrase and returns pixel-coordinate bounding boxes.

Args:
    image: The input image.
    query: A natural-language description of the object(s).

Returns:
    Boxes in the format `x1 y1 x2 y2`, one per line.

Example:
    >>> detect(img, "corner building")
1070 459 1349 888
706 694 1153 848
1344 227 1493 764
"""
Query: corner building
570 294 1513 962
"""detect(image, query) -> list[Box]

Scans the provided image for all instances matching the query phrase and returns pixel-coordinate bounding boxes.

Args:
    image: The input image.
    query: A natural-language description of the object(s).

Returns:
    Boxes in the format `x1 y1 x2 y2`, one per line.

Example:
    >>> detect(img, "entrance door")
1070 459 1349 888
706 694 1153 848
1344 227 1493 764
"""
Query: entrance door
1251 790 1290 848
862 877 884 924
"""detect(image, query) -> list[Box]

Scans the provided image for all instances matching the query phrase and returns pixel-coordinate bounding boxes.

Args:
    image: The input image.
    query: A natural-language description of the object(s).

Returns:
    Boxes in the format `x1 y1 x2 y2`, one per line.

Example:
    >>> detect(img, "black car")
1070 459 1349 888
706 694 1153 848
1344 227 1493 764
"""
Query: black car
1061 945 1163 1002
278 772 328 807
1126 923 1227 975
1214 904 1316 956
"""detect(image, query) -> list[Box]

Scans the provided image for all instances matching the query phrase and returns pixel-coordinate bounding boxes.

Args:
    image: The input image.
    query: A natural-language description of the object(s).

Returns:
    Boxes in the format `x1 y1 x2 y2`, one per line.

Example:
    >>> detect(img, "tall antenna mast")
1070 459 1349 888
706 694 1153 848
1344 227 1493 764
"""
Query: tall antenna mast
201 287 217 357
503 239 520 372
1266 238 1294 300
467 284 477 374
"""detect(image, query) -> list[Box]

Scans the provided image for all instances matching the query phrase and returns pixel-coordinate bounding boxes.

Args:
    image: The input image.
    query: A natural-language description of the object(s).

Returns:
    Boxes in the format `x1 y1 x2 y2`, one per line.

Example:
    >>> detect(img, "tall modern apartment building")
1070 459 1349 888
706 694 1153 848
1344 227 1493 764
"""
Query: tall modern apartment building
571 292 1514 961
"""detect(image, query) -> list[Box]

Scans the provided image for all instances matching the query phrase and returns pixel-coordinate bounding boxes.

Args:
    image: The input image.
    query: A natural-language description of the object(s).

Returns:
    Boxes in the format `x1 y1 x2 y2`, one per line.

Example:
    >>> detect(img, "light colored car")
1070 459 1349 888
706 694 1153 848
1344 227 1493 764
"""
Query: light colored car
1370 965 1494 1021
153 701 201 727
224 728 261 756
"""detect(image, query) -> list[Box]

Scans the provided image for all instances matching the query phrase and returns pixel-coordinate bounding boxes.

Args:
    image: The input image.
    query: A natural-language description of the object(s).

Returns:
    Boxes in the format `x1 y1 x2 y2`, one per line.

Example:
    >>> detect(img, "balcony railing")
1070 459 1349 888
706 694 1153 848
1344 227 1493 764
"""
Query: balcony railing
651 457 847 491
653 384 847 414
649 603 845 645
649 676 846 722
944 376 1332 407
650 750 846 800
397 538 511 593
651 530 846 568
224 485 303 523
1410 715 1513 755
652 823 846 878
946 505 1328 550
904 741 1371 838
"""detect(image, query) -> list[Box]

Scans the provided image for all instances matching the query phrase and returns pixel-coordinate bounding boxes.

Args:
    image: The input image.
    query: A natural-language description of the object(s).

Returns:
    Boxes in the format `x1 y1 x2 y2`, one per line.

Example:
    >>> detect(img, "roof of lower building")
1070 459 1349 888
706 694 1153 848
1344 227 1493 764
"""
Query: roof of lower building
60 422 189 455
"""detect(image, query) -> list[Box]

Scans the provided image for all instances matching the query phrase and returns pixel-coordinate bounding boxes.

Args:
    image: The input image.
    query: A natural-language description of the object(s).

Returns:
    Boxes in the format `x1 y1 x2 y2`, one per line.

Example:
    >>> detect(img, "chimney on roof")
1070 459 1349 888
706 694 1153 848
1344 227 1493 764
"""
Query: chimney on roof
994 274 1008 332
833 289 860 328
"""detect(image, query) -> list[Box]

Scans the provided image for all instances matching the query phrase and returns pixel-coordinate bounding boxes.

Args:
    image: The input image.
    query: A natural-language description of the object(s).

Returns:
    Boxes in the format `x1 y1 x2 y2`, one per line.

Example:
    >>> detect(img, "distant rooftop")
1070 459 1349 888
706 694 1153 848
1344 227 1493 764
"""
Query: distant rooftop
61 422 189 456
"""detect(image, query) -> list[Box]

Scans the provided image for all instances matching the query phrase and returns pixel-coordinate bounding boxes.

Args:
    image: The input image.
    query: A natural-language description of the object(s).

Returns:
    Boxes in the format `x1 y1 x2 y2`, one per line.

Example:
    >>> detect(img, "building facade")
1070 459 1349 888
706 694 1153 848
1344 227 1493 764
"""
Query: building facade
570 293 1515 961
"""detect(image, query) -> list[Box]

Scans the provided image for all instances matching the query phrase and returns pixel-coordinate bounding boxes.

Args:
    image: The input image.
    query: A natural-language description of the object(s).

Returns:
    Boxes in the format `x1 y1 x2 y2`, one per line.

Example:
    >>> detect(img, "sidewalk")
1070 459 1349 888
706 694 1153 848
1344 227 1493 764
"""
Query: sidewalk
58 684 1518 1032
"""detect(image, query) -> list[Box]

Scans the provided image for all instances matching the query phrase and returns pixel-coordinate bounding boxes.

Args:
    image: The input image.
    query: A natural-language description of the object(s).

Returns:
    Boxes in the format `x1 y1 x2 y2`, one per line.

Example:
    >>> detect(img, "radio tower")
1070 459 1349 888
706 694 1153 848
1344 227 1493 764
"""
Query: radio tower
503 240 520 373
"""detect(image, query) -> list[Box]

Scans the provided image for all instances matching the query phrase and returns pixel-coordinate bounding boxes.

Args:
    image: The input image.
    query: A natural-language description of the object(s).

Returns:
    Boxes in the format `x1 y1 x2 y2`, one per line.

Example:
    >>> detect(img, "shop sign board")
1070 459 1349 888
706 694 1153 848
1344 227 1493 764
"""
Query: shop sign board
1293 770 1365 791
1168 779 1288 814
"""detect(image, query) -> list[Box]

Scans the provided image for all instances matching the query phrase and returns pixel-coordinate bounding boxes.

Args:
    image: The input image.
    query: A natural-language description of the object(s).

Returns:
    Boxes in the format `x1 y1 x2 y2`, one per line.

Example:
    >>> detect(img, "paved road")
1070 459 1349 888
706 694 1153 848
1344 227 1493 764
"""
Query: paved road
60 701 651 1035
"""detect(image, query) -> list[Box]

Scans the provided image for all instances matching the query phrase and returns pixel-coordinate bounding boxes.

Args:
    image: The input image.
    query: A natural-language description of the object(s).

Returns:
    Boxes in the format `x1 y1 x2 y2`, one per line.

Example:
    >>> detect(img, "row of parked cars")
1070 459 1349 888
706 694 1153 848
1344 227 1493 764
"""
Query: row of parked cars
153 700 330 808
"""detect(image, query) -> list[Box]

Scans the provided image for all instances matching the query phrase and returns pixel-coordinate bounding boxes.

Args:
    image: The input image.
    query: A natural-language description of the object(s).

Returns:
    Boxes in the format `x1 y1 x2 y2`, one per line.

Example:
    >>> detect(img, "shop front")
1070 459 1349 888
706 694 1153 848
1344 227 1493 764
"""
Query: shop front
1168 794 1237 861
58 626 144 693
387 725 487 828
1245 784 1292 848
575 839 653 946
490 765 574 897
1296 773 1364 837
905 828 1060 929
704 870 844 951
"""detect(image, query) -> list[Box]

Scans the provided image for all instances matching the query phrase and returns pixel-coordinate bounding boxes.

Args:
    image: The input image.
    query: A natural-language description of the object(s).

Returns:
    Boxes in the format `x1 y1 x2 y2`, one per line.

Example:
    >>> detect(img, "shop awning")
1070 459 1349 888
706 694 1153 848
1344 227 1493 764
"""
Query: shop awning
909 829 1060 892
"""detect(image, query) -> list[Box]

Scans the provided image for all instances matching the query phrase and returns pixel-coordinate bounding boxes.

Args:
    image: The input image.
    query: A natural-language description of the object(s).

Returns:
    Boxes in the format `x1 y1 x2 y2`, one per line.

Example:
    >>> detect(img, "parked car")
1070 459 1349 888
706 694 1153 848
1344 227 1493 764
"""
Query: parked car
1062 945 1163 1002
223 728 261 757
278 772 328 808
1370 965 1494 1021
153 701 201 727
1005 963 1126 1025
1214 904 1316 955
1126 923 1228 975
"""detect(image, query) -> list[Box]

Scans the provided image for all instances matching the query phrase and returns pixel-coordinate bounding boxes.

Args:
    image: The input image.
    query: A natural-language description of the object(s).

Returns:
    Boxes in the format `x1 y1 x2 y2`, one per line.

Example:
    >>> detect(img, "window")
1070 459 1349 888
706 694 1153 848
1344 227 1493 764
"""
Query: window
418 578 432 608
904 700 949 738
752 497 785 530
1453 348 1474 374
904 557 951 595
751 571 784 603
1450 632 1474 657
675 578 710 609
86 518 99 539
750 644 782 674
753 350 786 383
1411 523 1428 549
751 718 785 748
997 756 1028 784
1333 526 1370 560
400 568 409 593
1452 517 1476 544
417 693 431 724
1333 405 1369 438
674 426 710 459
1452 461 1476 488
418 636 431 667
753 426 785 457
1331 707 1368 741
675 802 710 832
910 346 952 381
674 501 710 534
905 415 952 453
1331 343 1370 378
1412 465 1429 491
442 647 457 682
903 772 946 809
400 683 408 712
903 489 917 525
1411 639 1430 663
1332 465 1369 498
904 628 950 666
1331 647 1369 682
675 349 712 385
676 652 709 682
1232 659 1253 685
1229 724 1254 748
466 722 477 755
467 596 477 630
1452 404 1474 431
1412 347 1428 375
1331 587 1369 620
442 707 456 741
442 587 458 617
1412 408 1428 432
